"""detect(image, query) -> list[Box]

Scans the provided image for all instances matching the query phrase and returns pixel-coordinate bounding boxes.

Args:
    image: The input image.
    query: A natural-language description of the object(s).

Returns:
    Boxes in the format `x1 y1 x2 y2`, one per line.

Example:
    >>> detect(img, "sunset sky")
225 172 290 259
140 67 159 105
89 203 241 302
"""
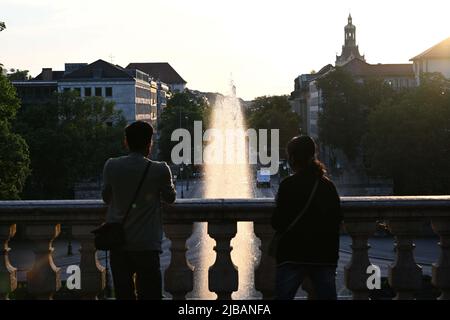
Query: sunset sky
2 0 449 100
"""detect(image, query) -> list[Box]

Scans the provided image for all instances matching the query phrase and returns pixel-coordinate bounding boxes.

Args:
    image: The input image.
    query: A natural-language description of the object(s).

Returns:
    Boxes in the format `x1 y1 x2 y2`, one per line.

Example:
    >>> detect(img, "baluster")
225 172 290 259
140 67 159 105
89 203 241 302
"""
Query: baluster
72 225 106 299
344 219 376 300
301 277 317 300
431 218 450 300
254 222 276 299
164 223 194 300
0 224 17 300
388 219 423 300
26 224 61 300
208 221 238 300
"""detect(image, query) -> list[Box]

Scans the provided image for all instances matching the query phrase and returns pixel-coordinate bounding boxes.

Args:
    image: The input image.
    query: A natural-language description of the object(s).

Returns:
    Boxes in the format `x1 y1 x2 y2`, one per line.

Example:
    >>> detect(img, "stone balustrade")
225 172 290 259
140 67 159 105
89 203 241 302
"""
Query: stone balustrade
0 196 449 300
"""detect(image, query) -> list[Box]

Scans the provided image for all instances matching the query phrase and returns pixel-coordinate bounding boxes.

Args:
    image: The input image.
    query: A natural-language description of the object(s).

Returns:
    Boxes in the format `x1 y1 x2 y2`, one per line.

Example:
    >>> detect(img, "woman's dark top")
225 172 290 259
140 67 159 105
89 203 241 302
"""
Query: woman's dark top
271 170 342 265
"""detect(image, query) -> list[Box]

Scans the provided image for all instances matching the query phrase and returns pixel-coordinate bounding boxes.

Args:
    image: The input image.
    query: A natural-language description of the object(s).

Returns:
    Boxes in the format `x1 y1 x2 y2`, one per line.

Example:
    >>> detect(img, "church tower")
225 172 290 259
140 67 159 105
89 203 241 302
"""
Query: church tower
336 14 365 66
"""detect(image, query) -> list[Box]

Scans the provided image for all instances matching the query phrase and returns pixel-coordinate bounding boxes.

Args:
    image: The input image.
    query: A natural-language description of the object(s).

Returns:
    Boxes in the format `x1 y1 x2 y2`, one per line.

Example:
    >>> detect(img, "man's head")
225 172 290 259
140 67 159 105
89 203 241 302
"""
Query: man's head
125 121 153 156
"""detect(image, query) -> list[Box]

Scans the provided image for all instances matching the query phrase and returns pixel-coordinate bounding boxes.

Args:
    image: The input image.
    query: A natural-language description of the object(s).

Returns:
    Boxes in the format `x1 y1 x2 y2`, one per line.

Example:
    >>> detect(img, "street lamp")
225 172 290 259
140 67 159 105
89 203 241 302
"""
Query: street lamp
180 165 184 198
67 234 73 256
186 164 190 191
184 115 190 192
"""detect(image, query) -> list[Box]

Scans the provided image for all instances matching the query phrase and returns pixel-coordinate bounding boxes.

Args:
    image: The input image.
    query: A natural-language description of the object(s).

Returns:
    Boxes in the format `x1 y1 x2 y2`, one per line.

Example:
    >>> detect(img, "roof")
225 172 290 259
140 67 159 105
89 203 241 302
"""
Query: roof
341 58 414 77
336 46 364 66
61 59 134 81
33 71 64 81
316 64 334 76
410 37 450 61
126 62 187 84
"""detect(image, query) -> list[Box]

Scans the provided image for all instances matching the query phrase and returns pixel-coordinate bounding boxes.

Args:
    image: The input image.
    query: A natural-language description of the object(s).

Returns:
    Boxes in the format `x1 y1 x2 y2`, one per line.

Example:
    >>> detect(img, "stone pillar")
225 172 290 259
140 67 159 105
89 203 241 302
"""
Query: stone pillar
254 222 276 299
164 223 194 300
344 220 376 300
0 224 17 300
431 218 450 300
26 224 61 300
388 219 423 300
208 221 238 300
72 225 106 299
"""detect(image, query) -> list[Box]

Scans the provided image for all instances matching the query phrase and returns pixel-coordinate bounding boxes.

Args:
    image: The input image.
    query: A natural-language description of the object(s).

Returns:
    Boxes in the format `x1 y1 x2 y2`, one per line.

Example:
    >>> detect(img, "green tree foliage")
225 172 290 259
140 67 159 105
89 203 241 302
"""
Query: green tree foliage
366 73 450 195
0 21 5 69
158 90 209 162
14 92 127 199
246 95 300 155
7 69 31 81
0 73 30 199
316 68 395 160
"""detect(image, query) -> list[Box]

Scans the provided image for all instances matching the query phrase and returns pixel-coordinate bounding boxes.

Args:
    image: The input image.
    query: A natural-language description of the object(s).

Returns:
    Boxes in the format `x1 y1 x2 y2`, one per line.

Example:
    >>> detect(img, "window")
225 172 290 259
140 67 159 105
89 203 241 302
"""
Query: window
151 105 158 120
84 87 92 97
95 87 102 97
63 88 70 93
74 88 81 96
136 87 150 99
105 87 113 97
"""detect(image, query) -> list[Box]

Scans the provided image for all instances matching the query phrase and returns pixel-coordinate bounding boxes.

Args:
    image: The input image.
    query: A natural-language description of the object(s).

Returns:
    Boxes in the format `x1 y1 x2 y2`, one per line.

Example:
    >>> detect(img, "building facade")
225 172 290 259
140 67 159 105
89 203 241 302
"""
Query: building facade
13 60 174 128
58 59 157 124
410 37 450 84
290 15 416 139
289 15 419 195
157 80 171 126
11 68 63 105
127 62 187 93
340 58 416 88
289 65 333 138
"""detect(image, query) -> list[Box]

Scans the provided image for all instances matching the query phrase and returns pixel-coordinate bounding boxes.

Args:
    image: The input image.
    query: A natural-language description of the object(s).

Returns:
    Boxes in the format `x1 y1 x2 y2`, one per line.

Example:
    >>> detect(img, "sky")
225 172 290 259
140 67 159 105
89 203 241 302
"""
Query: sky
1 0 450 100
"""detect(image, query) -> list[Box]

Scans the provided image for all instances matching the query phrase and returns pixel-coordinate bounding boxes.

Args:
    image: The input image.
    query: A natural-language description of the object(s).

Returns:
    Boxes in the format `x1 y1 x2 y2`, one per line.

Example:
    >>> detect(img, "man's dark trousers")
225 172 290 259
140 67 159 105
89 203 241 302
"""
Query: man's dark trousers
110 250 162 300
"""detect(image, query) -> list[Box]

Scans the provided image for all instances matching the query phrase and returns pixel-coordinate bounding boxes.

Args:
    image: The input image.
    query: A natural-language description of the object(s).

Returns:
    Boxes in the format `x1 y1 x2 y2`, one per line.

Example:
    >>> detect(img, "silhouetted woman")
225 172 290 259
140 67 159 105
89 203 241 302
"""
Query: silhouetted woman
271 135 342 300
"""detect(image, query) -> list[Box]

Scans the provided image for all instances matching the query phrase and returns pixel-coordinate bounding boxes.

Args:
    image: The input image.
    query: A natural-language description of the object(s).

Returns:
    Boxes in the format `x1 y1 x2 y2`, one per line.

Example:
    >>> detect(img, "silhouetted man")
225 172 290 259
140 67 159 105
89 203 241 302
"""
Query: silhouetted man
102 121 176 300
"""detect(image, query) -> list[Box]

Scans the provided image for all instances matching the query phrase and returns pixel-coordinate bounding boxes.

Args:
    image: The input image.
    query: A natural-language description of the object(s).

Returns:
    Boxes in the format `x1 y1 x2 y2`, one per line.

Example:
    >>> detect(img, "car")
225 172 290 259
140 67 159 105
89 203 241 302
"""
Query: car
256 168 271 188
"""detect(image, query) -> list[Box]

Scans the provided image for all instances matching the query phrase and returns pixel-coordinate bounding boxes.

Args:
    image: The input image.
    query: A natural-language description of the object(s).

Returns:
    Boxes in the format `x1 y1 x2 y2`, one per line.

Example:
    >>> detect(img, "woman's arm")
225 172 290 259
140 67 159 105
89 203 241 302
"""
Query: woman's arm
271 180 288 232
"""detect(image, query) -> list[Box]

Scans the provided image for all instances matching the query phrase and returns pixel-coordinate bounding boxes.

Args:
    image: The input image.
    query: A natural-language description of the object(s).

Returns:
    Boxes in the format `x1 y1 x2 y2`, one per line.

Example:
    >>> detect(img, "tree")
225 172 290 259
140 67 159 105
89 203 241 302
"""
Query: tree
246 95 300 156
7 69 31 81
0 21 5 69
366 73 450 195
14 92 127 199
0 72 30 199
316 68 395 160
158 90 209 162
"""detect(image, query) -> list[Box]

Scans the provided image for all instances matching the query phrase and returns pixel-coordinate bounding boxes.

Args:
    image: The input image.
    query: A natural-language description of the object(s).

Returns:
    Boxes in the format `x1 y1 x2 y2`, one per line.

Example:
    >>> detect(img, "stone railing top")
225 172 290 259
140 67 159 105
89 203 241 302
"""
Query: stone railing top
0 196 449 224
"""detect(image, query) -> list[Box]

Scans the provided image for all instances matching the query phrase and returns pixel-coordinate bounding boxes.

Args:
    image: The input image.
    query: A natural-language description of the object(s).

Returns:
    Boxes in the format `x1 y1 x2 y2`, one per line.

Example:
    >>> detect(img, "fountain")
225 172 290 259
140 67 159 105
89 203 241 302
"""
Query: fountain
188 81 261 299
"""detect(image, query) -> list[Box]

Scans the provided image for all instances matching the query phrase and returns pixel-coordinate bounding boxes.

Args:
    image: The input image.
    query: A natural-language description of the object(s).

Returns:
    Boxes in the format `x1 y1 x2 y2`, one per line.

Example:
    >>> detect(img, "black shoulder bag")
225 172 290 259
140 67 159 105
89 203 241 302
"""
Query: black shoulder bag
269 179 319 258
92 161 151 251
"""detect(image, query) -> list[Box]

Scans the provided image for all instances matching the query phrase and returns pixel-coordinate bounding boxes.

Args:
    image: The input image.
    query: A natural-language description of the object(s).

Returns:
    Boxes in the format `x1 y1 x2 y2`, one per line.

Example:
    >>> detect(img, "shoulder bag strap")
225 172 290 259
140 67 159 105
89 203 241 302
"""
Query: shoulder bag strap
121 161 151 225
